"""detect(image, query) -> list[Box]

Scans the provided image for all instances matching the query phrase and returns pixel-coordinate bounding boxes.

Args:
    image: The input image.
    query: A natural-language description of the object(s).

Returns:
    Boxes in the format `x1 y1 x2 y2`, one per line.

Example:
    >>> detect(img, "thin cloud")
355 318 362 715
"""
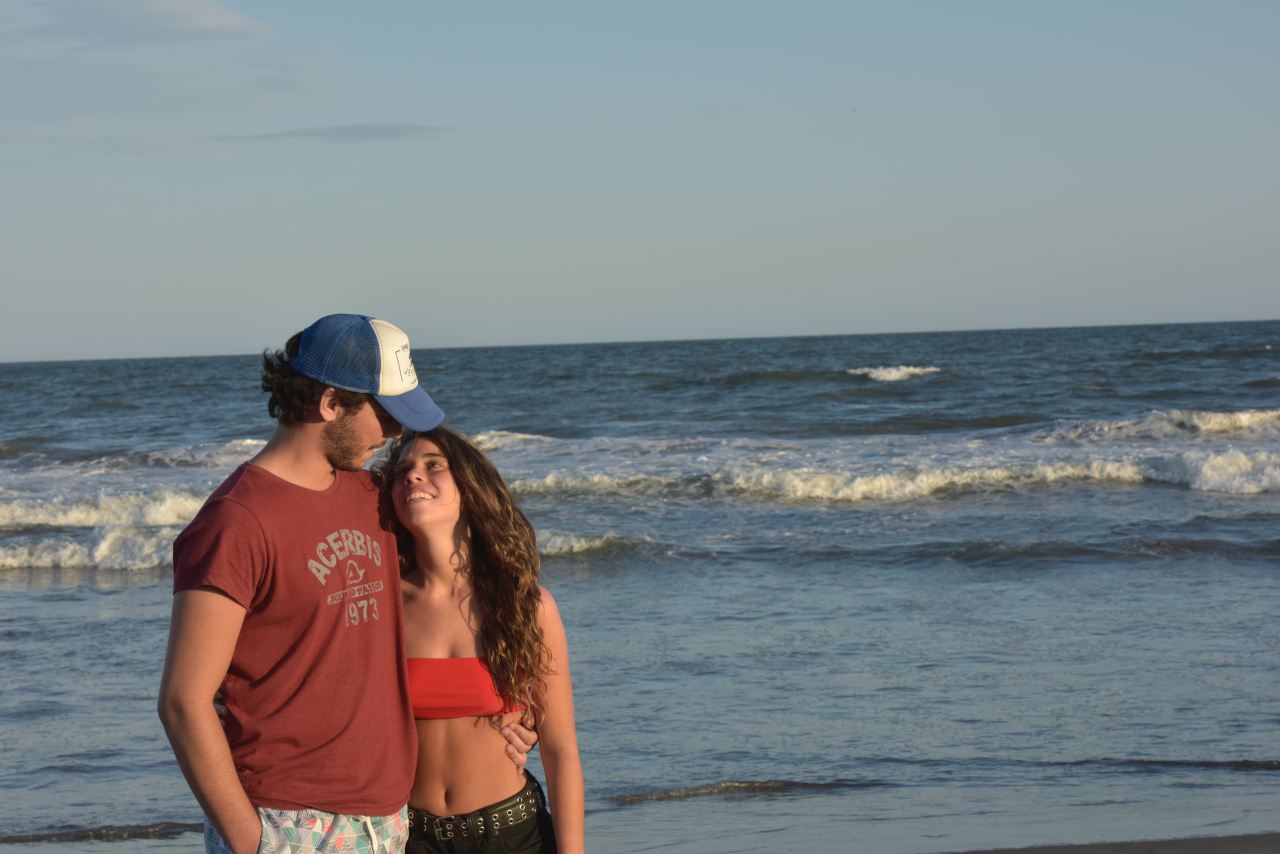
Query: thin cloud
219 123 447 143
22 0 258 47
134 0 256 36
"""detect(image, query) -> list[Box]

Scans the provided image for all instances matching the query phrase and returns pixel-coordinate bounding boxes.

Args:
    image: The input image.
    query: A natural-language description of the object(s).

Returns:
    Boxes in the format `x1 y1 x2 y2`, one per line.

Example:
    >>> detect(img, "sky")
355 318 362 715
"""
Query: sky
2 1 1278 362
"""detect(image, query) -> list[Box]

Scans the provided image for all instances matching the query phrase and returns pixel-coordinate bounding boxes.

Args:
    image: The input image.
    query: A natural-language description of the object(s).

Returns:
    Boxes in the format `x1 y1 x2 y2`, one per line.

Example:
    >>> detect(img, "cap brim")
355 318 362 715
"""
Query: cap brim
376 386 445 432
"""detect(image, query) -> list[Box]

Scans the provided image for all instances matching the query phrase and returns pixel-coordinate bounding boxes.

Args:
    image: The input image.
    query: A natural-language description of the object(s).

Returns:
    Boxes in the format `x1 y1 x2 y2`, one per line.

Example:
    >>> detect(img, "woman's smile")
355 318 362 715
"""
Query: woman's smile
392 438 462 528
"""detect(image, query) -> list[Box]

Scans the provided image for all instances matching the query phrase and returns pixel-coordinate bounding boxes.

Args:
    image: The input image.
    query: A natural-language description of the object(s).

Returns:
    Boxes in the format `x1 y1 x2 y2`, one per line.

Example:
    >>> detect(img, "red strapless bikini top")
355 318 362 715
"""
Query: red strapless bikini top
407 657 519 719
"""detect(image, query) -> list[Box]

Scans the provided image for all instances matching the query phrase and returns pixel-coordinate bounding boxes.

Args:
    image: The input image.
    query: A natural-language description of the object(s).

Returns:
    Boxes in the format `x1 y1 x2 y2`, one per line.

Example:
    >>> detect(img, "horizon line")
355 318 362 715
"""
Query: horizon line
1 316 1276 367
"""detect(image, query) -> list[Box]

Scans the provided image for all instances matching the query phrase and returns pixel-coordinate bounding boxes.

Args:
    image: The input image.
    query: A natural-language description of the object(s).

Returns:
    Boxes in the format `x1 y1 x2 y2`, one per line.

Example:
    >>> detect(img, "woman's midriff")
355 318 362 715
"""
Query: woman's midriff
410 712 528 815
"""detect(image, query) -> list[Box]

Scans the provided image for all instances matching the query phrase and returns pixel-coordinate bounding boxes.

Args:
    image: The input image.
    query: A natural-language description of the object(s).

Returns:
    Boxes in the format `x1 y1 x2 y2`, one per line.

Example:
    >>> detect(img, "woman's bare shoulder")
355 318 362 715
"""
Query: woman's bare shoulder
537 585 566 630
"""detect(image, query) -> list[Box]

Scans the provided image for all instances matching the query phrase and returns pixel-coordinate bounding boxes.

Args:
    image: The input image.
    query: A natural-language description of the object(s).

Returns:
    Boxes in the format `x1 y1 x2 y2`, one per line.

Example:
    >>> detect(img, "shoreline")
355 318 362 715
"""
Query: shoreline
4 831 1279 853
942 831 1280 854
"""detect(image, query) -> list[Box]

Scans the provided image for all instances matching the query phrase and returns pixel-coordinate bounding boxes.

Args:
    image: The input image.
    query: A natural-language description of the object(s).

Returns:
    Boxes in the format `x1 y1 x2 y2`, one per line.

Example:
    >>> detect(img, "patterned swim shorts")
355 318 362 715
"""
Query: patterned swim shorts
205 805 409 854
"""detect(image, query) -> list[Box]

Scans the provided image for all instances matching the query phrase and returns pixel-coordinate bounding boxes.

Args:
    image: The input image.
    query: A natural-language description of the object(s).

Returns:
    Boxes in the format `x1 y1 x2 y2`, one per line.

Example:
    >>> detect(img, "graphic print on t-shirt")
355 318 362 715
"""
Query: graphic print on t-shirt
304 527 386 628
345 561 366 586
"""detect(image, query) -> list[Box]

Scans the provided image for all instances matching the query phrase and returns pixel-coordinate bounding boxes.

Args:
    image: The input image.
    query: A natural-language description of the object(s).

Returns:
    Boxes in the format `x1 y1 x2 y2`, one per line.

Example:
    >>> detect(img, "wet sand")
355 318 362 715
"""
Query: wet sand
946 831 1280 854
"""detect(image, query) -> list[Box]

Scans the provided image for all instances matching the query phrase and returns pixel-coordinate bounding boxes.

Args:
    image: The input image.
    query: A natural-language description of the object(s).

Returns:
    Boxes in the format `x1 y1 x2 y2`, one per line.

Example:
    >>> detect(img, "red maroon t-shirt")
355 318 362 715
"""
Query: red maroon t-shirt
173 464 415 815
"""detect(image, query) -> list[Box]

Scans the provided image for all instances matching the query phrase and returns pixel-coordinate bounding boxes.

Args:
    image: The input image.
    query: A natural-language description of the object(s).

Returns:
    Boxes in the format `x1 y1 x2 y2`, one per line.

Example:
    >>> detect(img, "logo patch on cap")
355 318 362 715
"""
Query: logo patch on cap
367 318 420 395
394 344 417 385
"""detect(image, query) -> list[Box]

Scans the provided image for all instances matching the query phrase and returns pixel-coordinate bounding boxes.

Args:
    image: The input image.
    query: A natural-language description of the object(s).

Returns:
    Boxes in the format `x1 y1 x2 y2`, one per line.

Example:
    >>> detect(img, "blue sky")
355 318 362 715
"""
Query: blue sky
2 1 1277 361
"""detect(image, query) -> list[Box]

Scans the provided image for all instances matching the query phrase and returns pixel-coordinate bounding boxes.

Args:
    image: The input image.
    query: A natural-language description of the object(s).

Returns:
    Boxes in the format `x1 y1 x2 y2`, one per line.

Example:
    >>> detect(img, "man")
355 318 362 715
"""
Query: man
158 315 533 854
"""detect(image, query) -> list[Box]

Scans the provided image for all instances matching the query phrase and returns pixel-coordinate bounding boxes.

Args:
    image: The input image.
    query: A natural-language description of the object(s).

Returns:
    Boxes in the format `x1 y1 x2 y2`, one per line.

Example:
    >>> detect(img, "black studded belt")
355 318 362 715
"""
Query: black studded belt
407 773 546 841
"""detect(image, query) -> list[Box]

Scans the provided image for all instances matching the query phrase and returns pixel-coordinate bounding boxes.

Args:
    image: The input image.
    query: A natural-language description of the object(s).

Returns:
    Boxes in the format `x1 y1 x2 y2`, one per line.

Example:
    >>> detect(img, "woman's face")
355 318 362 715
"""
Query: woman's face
390 437 462 534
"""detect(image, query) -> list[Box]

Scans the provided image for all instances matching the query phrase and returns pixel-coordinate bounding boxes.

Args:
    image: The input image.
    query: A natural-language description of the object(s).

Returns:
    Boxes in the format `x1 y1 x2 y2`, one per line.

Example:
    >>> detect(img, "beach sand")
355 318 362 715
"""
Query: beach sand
945 831 1280 854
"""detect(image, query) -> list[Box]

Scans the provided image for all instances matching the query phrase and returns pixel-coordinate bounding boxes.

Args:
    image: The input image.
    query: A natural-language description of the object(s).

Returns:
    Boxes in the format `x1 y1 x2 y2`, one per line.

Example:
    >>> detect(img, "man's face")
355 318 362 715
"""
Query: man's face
321 398 402 471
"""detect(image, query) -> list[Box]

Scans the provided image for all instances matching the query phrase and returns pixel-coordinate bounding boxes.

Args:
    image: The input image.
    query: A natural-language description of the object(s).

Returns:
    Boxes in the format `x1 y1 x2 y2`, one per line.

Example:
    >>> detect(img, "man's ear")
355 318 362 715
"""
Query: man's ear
317 387 344 423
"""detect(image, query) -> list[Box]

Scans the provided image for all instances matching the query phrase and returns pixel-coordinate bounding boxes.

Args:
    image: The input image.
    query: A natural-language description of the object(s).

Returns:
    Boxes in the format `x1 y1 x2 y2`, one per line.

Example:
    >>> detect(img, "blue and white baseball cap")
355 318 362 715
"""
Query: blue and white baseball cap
291 314 445 431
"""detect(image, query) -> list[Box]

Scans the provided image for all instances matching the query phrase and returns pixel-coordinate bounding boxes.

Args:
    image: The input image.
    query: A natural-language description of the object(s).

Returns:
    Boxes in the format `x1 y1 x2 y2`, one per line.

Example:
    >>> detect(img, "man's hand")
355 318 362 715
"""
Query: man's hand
158 589 259 853
219 814 264 854
501 722 538 767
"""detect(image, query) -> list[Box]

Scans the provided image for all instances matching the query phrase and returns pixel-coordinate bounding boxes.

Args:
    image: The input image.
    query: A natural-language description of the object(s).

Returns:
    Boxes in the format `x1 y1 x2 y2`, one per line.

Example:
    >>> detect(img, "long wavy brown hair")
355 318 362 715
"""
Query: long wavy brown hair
378 426 548 723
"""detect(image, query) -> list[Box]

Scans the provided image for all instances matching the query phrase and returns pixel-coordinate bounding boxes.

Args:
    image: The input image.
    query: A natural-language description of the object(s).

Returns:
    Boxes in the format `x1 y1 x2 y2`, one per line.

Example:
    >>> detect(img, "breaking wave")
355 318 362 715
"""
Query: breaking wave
0 491 205 528
513 450 1280 504
1047 409 1280 443
0 527 179 570
847 365 941 382
733 451 1280 501
727 459 1146 502
473 430 556 451
133 438 266 469
537 530 653 557
1144 449 1280 494
0 438 265 472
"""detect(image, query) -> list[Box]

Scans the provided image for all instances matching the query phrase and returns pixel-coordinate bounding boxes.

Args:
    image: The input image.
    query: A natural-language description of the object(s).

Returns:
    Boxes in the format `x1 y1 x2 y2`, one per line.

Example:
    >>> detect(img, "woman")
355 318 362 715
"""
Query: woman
380 427 584 854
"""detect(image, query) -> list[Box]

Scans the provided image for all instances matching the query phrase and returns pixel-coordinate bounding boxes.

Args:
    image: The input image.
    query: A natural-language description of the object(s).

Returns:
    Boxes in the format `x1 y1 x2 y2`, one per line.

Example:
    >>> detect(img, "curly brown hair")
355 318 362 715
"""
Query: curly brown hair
378 426 549 723
261 332 368 425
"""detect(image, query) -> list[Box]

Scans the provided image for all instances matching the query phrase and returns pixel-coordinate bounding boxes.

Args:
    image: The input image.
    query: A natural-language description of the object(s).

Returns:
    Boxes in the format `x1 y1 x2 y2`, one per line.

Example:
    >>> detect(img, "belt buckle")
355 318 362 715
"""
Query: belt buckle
432 817 459 842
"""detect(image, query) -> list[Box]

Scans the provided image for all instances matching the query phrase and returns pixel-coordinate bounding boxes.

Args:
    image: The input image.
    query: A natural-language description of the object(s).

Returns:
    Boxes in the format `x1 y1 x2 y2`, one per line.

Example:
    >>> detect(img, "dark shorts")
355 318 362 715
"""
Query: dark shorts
405 772 557 854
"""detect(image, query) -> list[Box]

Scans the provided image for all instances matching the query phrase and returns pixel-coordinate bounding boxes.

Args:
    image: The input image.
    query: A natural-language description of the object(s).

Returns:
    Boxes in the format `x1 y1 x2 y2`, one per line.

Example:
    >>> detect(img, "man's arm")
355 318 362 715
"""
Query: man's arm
157 588 261 854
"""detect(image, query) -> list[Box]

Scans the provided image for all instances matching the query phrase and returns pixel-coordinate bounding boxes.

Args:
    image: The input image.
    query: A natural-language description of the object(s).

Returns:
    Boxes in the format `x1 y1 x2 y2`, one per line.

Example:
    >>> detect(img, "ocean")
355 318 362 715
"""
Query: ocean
1 321 1277 853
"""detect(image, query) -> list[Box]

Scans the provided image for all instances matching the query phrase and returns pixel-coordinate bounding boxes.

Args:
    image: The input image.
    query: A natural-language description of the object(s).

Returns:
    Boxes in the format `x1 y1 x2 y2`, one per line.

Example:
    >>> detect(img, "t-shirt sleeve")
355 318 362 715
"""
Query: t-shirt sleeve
173 497 268 609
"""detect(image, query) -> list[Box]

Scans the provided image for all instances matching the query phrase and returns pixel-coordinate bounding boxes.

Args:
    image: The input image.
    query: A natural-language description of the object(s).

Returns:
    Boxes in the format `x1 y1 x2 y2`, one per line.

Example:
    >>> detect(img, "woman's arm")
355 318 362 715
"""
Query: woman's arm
536 587 585 854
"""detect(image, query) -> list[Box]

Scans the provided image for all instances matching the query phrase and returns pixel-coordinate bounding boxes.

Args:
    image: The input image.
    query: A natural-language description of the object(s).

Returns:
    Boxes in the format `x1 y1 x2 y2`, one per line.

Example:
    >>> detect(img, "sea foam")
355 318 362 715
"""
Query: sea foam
473 431 556 451
72 438 268 472
847 365 941 382
0 527 179 570
507 445 1280 505
141 438 266 469
727 459 1146 503
730 450 1280 502
0 491 205 528
537 530 643 556
1048 409 1280 443
1146 449 1280 494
